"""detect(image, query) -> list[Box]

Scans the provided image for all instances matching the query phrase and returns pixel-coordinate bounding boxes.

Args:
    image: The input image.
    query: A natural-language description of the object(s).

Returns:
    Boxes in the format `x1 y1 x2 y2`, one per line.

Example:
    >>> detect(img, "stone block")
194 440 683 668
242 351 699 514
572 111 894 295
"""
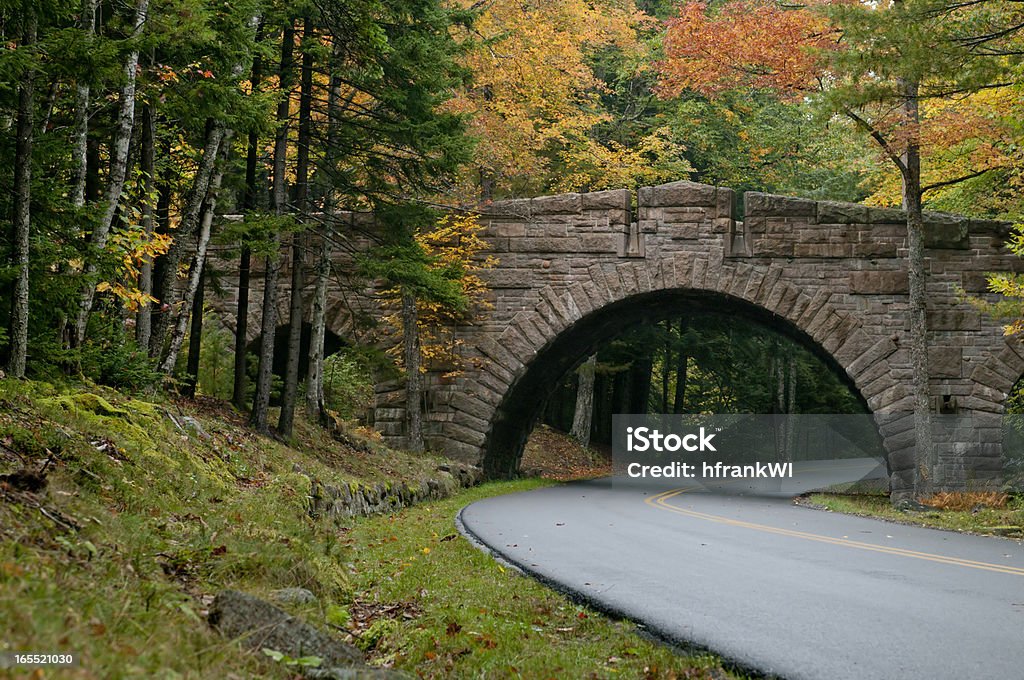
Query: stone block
539 286 575 326
445 422 487 447
849 270 908 294
481 268 534 289
969 217 1012 237
926 310 979 331
531 193 582 215
642 180 717 207
582 188 630 211
716 186 735 218
929 346 963 378
744 192 816 218
817 201 870 224
866 206 906 224
579 234 619 253
485 198 531 217
451 392 494 422
751 238 794 257
617 263 641 295
508 237 580 253
924 213 969 249
852 242 899 258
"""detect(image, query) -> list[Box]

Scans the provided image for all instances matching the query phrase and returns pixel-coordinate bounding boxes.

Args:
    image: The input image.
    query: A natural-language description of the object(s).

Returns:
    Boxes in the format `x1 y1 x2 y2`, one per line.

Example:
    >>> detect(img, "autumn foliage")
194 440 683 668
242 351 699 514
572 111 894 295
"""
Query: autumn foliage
658 0 839 100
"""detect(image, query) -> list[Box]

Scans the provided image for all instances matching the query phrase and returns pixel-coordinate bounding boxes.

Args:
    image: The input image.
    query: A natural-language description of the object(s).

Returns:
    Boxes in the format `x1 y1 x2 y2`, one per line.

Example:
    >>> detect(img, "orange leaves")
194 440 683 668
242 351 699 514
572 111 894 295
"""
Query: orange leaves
657 0 839 100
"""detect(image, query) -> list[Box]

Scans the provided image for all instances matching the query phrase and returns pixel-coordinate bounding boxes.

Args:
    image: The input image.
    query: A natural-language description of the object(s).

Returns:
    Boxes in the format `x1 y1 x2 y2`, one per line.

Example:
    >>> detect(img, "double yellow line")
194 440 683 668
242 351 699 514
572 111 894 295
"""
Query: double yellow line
647 488 1024 577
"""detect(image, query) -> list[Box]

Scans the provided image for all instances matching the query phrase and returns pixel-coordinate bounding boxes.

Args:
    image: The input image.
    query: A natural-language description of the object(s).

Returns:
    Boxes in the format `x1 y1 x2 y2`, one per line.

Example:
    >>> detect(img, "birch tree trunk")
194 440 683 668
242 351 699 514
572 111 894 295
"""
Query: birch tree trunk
305 228 330 423
158 138 230 374
183 265 206 397
304 41 342 424
7 11 37 378
71 0 97 209
72 0 150 346
150 120 228 352
570 354 597 447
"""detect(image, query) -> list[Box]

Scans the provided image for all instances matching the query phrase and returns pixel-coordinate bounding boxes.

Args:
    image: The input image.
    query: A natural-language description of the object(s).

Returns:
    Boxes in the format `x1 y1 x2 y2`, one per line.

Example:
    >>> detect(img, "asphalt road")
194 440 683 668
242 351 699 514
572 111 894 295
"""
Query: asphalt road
459 466 1024 680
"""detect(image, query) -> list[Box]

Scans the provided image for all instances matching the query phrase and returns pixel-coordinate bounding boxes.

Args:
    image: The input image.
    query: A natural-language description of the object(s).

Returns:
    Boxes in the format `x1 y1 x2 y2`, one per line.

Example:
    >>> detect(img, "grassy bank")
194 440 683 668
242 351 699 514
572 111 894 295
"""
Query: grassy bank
805 491 1024 539
341 480 732 678
1 380 731 678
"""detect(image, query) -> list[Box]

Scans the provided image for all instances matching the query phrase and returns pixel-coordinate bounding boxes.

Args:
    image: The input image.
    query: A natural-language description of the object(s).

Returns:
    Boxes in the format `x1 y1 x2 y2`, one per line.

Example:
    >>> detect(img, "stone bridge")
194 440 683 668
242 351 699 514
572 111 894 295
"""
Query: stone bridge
207 181 1024 496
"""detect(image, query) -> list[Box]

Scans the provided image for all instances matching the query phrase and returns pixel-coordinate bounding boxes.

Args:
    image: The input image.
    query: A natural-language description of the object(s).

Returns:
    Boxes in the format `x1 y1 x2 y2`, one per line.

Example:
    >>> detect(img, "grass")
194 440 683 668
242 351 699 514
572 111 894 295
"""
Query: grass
0 379 733 678
806 491 1024 538
338 480 734 679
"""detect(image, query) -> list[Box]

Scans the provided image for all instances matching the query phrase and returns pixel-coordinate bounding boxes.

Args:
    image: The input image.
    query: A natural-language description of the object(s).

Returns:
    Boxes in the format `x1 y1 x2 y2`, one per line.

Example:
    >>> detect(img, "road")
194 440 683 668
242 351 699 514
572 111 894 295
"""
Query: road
458 466 1024 680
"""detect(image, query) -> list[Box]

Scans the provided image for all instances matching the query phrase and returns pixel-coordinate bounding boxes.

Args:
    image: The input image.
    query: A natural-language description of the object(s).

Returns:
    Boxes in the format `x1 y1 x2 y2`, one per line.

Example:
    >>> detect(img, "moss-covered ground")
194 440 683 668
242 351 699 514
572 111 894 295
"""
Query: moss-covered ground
0 380 732 679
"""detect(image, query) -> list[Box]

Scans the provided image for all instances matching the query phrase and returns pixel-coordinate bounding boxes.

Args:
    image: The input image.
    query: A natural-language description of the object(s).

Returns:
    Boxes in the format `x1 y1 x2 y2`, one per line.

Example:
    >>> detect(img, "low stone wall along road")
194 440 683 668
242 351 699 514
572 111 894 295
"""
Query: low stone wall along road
459 472 1024 680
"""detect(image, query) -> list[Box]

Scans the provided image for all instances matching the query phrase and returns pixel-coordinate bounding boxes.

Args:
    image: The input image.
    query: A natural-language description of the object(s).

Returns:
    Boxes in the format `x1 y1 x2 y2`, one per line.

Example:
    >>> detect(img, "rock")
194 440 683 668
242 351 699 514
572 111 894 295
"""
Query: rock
208 590 362 668
270 587 317 605
180 416 210 440
307 667 413 679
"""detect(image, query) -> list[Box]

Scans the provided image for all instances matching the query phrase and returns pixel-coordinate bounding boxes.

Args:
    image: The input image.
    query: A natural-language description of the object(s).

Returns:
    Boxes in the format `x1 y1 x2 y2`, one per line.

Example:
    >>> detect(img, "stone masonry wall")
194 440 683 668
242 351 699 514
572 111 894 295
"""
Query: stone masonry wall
203 181 1024 498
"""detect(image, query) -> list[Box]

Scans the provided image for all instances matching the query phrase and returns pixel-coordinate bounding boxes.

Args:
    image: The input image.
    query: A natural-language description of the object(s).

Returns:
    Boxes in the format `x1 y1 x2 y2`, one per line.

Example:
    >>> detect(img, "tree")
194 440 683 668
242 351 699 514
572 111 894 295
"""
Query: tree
6 6 37 378
70 0 150 348
570 355 598 447
657 0 1022 497
250 20 295 434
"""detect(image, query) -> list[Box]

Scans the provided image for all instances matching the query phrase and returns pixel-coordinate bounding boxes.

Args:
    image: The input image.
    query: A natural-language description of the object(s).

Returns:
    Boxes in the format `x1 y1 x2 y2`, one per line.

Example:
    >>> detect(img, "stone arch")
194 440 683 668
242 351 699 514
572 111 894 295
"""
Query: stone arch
443 257 904 480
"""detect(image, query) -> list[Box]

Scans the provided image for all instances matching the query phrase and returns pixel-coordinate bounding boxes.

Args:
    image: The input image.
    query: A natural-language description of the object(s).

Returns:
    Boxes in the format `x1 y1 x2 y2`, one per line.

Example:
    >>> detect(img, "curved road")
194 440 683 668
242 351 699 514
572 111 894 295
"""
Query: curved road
459 469 1024 679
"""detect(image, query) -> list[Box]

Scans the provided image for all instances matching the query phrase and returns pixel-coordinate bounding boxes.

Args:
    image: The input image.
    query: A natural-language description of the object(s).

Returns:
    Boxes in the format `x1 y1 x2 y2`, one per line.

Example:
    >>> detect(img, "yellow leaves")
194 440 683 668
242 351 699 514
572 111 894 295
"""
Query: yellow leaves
386 214 495 374
92 217 173 312
447 0 648 196
95 282 158 313
552 126 694 193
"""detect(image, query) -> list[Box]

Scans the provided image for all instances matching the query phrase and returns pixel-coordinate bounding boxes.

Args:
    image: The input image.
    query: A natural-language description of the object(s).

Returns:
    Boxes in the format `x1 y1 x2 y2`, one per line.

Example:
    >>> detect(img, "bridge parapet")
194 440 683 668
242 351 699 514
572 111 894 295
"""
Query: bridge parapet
202 180 1022 497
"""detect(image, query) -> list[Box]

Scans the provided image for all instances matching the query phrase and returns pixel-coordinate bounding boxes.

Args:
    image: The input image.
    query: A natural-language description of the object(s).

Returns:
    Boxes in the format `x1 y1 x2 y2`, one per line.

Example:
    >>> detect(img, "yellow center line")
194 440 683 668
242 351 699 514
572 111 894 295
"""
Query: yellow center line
646 488 1024 577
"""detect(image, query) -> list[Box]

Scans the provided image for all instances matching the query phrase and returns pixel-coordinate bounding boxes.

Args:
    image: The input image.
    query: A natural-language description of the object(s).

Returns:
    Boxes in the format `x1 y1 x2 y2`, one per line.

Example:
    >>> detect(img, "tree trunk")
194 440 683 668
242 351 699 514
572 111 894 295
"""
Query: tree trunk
158 137 230 374
251 22 295 433
250 240 282 433
304 40 342 424
570 354 597 447
135 102 156 348
903 146 934 495
231 44 264 410
277 233 305 437
150 120 228 354
673 318 688 413
305 228 330 423
785 353 797 462
277 18 314 438
72 0 150 346
7 11 37 378
148 136 174 358
661 322 671 413
71 0 97 208
182 265 206 398
403 288 424 452
628 355 653 414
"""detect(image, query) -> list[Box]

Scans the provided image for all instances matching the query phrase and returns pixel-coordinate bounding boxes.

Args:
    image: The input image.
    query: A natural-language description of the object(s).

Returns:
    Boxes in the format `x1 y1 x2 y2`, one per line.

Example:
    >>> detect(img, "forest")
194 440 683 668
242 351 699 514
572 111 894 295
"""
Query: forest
3 1 1024 676
1 0 1023 439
